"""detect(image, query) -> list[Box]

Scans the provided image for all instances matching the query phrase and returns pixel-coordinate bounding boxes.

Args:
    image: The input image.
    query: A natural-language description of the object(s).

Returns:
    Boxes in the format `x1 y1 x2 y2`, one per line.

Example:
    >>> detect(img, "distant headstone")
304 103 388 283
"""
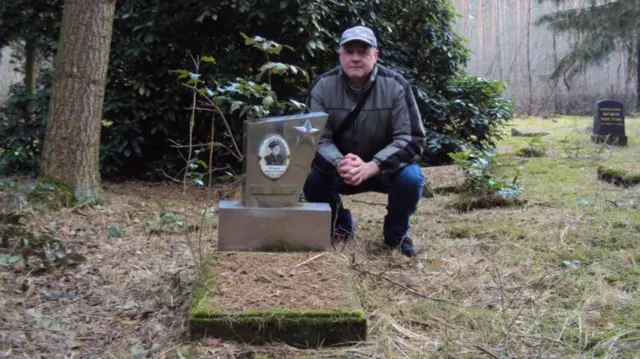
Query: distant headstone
217 112 331 251
591 100 627 146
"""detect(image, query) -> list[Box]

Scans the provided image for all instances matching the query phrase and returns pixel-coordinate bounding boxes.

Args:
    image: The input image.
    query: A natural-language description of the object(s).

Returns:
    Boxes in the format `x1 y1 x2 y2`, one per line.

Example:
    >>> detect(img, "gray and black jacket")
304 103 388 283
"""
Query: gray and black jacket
307 64 426 175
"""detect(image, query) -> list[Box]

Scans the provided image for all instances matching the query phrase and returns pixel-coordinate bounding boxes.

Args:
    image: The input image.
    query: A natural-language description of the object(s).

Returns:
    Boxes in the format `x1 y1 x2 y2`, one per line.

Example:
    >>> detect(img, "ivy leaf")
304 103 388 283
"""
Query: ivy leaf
0 254 22 266
262 95 274 108
201 56 216 63
171 69 190 79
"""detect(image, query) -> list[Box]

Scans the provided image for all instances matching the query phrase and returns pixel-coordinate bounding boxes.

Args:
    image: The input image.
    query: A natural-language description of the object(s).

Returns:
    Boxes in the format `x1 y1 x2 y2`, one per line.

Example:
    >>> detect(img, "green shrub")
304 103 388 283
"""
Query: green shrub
516 135 548 157
0 70 52 176
449 147 525 211
0 0 514 181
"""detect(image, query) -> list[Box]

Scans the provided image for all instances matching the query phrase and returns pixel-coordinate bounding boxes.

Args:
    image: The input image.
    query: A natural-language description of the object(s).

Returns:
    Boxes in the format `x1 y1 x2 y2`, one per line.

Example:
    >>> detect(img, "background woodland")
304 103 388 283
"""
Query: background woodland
2 0 635 116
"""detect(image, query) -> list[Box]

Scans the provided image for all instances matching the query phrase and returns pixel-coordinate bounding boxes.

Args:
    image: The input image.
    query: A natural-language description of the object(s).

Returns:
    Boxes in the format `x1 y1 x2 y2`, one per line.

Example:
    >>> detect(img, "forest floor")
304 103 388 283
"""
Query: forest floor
1 116 640 359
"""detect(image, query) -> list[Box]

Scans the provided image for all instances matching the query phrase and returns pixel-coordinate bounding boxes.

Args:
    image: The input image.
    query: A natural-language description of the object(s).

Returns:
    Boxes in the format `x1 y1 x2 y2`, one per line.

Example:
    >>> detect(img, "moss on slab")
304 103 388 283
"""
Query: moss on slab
189 253 367 348
597 166 640 187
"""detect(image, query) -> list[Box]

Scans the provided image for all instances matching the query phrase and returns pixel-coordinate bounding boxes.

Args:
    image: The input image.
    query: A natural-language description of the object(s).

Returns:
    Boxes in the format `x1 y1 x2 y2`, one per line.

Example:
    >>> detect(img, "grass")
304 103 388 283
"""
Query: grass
1 115 639 358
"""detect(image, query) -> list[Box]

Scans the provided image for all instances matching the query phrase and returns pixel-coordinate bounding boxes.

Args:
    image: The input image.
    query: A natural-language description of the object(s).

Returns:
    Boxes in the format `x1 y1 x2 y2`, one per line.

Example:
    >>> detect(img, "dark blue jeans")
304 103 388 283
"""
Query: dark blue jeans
303 163 424 244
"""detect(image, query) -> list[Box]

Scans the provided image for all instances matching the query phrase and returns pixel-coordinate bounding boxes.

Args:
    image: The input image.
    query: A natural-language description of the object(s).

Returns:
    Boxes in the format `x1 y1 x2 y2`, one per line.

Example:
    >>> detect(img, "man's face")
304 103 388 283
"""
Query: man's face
272 145 280 155
339 41 378 81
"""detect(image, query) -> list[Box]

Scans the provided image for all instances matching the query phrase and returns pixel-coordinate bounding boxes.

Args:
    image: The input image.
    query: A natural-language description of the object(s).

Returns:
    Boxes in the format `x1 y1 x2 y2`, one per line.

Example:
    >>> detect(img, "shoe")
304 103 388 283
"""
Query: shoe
332 208 355 242
385 236 419 257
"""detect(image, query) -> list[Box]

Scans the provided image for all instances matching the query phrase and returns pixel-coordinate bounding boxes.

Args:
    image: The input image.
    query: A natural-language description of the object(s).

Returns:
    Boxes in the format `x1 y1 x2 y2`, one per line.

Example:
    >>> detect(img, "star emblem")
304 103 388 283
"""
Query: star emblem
294 119 320 146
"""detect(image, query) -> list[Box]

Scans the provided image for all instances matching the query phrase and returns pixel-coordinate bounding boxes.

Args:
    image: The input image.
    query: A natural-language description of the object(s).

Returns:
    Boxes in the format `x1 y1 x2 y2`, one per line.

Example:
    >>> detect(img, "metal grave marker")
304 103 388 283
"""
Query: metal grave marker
217 112 332 251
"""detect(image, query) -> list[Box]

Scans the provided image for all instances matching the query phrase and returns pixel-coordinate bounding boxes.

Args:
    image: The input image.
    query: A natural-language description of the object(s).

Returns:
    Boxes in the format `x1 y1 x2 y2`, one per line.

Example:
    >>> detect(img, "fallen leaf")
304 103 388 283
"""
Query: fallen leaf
202 337 223 347
0 254 22 266
428 258 441 269
122 300 138 310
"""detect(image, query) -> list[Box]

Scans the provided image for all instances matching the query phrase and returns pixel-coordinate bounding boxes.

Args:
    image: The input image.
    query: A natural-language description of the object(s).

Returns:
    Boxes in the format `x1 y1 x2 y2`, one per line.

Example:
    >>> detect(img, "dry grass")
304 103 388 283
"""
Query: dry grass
202 252 356 311
1 116 640 358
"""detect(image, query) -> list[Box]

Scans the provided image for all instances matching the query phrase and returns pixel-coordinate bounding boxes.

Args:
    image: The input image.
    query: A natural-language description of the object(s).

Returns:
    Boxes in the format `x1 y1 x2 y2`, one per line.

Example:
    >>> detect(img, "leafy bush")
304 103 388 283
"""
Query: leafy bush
449 147 524 211
0 0 514 181
170 34 310 186
0 70 52 175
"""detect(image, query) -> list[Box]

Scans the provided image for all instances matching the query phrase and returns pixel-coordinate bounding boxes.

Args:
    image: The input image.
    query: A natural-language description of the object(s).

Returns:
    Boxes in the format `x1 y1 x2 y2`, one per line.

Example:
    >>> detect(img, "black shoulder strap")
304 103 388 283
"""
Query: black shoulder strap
332 86 373 143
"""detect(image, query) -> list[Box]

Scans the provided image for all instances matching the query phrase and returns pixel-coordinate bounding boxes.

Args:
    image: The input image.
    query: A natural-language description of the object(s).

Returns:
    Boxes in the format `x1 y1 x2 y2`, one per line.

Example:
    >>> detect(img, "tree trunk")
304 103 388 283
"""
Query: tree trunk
40 0 116 204
636 30 640 112
24 38 37 120
525 0 533 114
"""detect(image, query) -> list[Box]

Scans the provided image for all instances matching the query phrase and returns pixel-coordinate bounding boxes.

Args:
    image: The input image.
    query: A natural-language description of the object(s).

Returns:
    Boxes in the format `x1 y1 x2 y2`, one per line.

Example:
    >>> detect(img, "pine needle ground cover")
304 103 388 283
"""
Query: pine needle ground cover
1 116 639 358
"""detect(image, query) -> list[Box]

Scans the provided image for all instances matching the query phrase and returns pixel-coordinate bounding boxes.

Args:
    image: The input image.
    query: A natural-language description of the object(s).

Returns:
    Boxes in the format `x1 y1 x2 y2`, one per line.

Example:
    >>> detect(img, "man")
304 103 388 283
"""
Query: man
303 25 427 257
265 140 285 166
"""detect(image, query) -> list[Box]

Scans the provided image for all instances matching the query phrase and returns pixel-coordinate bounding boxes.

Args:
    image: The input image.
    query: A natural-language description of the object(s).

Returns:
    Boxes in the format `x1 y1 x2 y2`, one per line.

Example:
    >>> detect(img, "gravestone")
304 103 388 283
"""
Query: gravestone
217 112 332 251
591 100 628 146
189 111 368 348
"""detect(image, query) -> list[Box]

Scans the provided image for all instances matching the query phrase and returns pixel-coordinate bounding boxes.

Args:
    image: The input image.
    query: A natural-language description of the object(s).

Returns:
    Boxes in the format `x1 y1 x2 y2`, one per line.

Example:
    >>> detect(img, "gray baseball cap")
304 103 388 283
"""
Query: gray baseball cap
339 26 377 48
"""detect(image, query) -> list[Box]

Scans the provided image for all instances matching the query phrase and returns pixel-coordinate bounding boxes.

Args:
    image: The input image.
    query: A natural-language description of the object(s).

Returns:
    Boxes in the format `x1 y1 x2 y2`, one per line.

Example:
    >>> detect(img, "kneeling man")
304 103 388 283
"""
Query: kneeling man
303 26 427 257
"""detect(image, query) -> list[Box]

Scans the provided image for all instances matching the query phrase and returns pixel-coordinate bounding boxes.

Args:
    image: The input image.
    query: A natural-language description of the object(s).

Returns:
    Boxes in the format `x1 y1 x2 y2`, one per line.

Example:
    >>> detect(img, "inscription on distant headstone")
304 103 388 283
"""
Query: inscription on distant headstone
591 100 627 146
217 112 331 251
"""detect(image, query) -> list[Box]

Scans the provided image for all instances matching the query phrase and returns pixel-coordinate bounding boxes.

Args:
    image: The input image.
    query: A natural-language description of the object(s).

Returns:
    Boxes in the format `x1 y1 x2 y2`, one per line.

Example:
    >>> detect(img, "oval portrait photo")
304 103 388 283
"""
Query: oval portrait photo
258 134 290 180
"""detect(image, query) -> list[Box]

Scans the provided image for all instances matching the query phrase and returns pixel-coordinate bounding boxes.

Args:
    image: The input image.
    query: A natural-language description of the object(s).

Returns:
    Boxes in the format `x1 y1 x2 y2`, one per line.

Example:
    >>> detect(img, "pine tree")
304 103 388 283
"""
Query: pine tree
535 0 640 111
40 0 117 203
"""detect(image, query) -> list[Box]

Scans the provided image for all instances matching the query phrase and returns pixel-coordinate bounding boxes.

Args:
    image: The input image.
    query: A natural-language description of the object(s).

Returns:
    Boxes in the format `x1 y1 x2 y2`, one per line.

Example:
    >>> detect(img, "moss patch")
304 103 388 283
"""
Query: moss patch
189 252 367 348
26 177 74 210
597 166 640 187
451 192 526 212
515 146 545 157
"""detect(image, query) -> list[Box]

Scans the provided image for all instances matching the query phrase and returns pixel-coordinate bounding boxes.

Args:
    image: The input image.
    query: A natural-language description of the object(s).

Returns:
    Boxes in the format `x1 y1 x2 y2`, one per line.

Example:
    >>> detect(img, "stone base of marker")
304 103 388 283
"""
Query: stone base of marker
217 200 332 251
590 134 628 146
189 252 367 348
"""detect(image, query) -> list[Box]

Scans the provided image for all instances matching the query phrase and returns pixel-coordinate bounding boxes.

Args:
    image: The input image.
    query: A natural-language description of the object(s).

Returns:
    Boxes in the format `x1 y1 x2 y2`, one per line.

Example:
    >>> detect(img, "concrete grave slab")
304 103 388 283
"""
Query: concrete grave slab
189 252 367 348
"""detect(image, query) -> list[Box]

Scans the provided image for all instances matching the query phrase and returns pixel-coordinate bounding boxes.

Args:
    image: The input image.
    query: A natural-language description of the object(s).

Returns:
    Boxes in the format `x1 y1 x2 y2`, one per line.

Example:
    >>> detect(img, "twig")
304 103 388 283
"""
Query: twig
351 263 459 306
604 331 632 359
473 344 501 359
291 253 325 268
157 169 184 184
410 317 459 331
179 83 243 160
168 139 242 162
605 200 619 208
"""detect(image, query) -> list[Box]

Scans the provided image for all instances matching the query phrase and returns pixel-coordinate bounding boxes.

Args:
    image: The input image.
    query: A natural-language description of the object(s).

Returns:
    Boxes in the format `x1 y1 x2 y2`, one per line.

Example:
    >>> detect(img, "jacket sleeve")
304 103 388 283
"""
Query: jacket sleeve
307 79 344 169
371 82 426 172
